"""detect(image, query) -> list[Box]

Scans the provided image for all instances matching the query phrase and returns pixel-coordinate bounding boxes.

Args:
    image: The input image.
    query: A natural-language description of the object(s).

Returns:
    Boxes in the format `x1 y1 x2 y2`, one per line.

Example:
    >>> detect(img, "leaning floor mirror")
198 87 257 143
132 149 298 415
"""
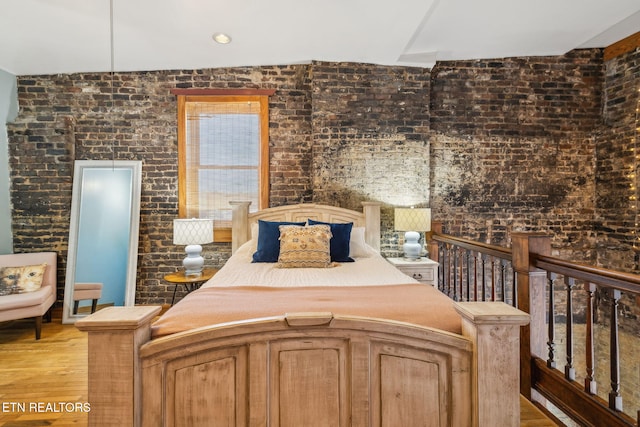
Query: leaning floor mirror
62 160 142 324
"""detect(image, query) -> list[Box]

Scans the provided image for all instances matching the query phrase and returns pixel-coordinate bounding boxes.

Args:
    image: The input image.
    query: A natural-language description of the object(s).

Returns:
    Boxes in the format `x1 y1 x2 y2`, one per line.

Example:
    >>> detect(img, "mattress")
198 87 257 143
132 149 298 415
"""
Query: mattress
152 242 460 338
151 283 462 338
201 240 420 288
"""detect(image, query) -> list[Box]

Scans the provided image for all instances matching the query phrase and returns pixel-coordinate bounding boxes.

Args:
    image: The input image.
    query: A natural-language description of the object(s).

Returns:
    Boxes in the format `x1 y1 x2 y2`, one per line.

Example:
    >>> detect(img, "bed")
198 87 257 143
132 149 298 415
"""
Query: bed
76 202 529 427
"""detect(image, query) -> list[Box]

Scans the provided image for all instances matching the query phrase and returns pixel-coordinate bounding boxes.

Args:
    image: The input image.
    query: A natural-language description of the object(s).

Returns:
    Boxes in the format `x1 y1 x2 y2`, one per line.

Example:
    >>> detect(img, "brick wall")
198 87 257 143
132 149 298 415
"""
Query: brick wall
430 50 603 261
596 47 640 272
309 62 431 254
8 66 313 304
8 51 637 306
594 48 640 347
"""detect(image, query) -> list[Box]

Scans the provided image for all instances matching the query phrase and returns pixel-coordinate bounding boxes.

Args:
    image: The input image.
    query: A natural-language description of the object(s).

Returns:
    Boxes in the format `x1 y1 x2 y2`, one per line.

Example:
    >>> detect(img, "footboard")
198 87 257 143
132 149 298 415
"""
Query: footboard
77 304 528 427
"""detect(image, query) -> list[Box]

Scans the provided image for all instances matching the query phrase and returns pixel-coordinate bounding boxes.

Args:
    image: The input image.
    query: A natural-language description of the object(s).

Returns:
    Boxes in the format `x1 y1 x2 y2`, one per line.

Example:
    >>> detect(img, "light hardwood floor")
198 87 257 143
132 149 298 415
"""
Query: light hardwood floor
0 316 88 426
0 315 559 427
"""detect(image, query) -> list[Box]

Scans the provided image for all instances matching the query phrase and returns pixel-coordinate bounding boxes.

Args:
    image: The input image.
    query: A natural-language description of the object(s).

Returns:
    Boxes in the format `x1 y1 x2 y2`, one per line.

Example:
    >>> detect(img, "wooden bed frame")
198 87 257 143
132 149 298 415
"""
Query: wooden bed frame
76 202 529 427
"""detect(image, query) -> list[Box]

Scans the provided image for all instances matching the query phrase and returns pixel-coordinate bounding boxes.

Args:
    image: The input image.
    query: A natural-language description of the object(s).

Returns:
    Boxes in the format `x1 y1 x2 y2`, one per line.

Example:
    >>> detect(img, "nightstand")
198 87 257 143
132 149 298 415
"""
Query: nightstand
164 267 218 305
387 257 439 286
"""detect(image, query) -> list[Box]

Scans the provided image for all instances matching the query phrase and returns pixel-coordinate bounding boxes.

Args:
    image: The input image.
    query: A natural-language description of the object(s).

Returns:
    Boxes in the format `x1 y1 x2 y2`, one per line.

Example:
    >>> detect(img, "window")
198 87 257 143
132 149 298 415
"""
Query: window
174 89 273 242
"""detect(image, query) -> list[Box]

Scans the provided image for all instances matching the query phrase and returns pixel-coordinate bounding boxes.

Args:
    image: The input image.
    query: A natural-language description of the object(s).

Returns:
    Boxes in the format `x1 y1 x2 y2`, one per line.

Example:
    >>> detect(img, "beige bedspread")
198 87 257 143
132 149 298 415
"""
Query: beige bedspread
151 283 462 338
202 241 421 288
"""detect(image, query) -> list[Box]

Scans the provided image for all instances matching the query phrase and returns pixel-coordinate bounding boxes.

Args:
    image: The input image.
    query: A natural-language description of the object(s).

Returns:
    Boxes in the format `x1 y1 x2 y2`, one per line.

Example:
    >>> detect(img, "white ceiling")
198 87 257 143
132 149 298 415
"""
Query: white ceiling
1 0 639 76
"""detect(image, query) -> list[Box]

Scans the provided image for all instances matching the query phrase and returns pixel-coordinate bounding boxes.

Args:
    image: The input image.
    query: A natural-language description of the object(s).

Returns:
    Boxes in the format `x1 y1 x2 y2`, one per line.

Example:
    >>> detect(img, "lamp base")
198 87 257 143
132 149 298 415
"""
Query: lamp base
402 231 423 261
183 244 204 276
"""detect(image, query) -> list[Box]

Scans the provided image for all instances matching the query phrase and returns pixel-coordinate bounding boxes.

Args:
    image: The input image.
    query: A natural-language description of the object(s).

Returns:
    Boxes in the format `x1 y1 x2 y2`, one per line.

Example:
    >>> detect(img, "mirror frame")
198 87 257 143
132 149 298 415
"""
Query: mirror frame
62 160 142 324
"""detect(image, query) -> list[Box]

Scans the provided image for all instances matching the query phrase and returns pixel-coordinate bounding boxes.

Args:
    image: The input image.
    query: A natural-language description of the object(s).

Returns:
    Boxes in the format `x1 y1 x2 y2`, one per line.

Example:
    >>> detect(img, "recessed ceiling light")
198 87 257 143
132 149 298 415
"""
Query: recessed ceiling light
212 33 232 44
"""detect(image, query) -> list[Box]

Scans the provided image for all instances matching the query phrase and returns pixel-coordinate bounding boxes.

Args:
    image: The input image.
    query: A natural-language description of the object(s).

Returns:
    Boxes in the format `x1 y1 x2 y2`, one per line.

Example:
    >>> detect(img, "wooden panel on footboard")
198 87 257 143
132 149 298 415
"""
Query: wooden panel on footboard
139 313 473 427
77 305 528 427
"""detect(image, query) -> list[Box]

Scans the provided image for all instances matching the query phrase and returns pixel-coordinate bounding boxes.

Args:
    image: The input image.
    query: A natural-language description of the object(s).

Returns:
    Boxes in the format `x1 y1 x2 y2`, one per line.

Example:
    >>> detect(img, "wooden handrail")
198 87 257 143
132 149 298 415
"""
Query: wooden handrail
431 232 512 260
533 254 640 294
434 231 640 293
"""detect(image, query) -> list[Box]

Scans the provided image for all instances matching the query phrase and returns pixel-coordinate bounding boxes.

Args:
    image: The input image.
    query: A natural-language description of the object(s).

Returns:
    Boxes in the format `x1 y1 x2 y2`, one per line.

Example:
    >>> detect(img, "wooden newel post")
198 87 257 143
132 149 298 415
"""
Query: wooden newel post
511 232 551 398
455 302 530 427
76 306 161 427
427 221 443 262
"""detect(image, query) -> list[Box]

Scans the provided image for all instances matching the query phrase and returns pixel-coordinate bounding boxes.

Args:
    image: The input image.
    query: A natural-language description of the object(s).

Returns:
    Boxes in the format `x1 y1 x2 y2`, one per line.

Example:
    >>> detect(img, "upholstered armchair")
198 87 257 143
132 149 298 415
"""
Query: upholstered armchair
0 252 57 339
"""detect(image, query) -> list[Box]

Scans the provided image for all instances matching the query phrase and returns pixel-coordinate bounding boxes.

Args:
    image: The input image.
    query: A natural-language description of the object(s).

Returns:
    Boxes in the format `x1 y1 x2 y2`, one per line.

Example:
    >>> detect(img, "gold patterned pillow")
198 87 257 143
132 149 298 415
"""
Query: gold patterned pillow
276 225 334 268
0 263 47 295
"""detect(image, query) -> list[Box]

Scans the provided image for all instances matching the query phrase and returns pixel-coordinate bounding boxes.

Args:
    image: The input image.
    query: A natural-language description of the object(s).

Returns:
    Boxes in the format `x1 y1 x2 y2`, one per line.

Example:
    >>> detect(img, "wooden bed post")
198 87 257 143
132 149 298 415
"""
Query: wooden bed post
230 201 251 254
76 306 161 427
511 232 551 398
455 302 530 427
361 201 381 251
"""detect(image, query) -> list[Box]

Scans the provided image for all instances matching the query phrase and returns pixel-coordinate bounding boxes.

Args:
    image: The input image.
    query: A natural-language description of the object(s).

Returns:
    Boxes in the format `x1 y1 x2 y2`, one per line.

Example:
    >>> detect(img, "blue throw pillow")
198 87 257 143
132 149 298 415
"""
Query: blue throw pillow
252 220 306 263
308 219 354 262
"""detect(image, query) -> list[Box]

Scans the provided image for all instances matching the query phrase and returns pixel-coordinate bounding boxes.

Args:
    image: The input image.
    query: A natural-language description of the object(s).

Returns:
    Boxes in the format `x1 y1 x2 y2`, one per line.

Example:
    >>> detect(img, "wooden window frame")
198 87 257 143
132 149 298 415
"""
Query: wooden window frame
173 88 274 242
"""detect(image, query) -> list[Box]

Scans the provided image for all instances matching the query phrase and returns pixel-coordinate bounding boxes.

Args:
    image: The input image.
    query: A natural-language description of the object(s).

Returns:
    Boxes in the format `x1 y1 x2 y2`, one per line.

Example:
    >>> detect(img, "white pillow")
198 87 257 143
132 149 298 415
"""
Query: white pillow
349 227 372 258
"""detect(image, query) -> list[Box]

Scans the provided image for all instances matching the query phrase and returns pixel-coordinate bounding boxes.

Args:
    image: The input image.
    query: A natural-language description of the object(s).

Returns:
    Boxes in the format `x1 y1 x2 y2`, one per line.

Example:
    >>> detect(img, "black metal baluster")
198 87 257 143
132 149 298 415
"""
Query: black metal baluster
584 282 597 395
444 243 451 298
547 272 557 369
438 243 444 292
512 267 517 308
442 243 447 295
465 249 471 302
473 252 479 301
500 259 506 303
452 245 459 301
564 276 575 381
490 256 496 301
458 247 464 301
481 254 487 302
458 246 462 300
608 288 623 412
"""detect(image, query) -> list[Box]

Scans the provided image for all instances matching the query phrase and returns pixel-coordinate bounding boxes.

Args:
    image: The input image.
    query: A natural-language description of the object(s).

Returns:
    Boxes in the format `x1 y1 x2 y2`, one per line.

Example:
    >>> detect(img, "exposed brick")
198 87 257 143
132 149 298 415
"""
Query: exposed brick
429 51 604 265
6 50 640 312
8 65 312 304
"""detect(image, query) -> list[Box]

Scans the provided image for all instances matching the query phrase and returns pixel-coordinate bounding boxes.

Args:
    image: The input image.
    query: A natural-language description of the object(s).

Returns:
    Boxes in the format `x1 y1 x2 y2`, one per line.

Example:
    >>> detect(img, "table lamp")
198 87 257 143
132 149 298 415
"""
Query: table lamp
173 218 214 276
394 207 431 260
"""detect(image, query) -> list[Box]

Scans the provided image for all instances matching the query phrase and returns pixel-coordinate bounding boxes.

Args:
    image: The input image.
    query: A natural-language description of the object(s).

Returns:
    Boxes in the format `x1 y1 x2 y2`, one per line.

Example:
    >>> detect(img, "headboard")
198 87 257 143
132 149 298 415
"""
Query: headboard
229 202 381 254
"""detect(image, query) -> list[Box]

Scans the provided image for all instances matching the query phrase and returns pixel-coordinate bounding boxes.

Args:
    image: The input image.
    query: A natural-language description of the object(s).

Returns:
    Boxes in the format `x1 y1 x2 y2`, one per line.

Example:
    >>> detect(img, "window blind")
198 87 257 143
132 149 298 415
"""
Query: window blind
184 101 261 227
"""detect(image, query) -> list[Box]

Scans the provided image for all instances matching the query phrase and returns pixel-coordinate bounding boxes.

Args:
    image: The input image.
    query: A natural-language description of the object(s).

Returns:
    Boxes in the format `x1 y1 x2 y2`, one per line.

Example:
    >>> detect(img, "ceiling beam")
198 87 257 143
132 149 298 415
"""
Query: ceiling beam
604 31 640 61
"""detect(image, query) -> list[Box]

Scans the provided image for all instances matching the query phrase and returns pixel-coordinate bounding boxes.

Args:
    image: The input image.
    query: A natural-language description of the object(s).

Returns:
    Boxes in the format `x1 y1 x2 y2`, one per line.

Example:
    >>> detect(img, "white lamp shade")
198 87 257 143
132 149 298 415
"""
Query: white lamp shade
173 218 213 276
173 219 214 245
395 207 431 260
394 208 431 232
